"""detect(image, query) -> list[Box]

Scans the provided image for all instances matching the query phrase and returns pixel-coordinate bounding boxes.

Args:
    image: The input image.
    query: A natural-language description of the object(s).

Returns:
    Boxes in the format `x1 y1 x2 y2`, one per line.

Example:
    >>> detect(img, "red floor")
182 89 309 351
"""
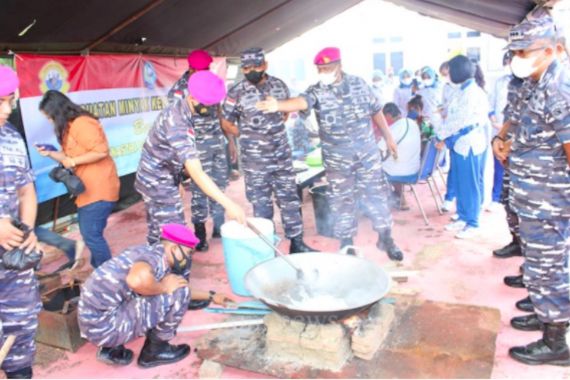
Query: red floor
26 177 570 379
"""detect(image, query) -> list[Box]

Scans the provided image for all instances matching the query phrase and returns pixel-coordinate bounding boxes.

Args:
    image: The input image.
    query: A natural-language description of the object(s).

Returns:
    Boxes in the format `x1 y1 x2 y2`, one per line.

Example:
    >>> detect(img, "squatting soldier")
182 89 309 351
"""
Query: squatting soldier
502 16 570 366
78 223 233 368
220 48 315 254
0 65 42 379
256 47 404 261
135 71 245 246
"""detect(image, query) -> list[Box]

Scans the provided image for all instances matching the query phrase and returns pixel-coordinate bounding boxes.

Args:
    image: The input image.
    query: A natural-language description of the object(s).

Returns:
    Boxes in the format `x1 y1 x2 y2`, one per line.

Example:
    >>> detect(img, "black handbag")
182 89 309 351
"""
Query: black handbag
49 166 86 196
1 219 43 271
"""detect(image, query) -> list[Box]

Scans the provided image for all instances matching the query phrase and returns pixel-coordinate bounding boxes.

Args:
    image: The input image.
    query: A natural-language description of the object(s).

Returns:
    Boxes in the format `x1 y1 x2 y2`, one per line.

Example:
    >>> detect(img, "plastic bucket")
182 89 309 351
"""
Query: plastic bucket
309 184 334 238
221 218 276 296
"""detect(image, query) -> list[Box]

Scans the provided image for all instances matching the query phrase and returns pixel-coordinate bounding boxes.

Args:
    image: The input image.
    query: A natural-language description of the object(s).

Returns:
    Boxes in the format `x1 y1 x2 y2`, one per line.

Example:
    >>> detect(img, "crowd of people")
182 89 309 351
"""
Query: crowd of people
0 5 568 378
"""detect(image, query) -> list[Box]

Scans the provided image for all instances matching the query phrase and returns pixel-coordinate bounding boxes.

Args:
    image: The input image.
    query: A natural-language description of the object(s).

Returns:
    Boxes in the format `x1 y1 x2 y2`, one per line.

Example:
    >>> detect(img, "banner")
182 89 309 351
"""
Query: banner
16 54 226 203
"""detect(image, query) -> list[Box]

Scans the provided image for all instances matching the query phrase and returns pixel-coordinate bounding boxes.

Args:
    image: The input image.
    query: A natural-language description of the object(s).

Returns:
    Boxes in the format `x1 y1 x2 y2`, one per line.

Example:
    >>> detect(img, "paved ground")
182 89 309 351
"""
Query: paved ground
20 176 570 379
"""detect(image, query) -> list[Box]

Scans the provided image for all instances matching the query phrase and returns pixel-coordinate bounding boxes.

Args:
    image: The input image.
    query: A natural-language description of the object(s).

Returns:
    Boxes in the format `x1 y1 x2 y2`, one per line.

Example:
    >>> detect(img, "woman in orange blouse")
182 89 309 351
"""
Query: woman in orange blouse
37 90 120 268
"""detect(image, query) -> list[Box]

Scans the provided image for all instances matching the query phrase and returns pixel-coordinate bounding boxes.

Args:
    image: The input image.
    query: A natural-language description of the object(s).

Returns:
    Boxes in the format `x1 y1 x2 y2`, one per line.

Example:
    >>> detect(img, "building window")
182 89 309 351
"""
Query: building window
447 32 462 39
467 31 481 38
373 37 386 44
373 52 386 72
389 36 403 43
466 47 481 63
390 51 404 73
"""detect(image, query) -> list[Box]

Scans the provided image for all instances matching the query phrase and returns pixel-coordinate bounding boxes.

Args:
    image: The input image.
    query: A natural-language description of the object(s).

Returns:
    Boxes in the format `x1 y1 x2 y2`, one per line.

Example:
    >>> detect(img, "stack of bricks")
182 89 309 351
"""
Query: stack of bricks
351 302 396 360
264 313 352 372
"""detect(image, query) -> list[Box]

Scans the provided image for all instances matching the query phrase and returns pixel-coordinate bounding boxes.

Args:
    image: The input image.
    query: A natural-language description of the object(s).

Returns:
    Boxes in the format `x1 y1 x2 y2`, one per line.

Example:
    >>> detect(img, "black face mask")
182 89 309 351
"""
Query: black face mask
194 103 214 117
171 246 192 276
245 70 265 84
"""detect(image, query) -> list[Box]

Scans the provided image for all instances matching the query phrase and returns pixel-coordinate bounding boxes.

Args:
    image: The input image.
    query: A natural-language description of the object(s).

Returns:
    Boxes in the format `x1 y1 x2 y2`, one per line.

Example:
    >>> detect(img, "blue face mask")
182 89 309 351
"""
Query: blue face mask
407 110 419 120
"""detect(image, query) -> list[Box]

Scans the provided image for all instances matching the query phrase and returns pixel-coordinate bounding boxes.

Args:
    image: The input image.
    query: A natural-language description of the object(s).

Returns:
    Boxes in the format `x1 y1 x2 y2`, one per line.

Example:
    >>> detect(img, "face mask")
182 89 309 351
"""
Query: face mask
423 79 434 87
194 103 214 117
401 78 412 86
171 245 192 276
510 55 540 79
245 70 265 84
373 80 383 87
319 70 338 86
407 110 419 120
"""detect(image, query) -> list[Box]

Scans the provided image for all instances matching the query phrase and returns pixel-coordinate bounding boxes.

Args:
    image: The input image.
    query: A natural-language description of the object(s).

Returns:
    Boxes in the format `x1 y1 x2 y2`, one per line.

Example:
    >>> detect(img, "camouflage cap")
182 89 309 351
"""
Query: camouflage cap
506 16 558 51
240 48 265 67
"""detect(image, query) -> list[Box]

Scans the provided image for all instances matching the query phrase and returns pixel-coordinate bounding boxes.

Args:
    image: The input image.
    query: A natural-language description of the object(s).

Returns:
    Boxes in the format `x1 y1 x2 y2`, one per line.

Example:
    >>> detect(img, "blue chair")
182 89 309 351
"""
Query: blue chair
387 138 443 225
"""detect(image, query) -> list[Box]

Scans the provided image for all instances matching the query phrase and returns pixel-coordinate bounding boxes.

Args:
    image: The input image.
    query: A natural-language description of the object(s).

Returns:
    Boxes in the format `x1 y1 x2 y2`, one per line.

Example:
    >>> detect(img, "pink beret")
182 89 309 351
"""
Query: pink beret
187 50 213 71
314 47 341 66
161 224 200 248
0 65 19 97
187 71 226 106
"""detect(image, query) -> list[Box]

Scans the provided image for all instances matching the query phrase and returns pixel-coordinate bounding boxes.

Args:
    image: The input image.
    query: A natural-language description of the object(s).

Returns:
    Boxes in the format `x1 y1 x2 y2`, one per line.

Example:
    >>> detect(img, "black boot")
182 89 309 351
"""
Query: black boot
5 367 32 379
511 313 543 331
376 230 403 261
289 234 317 254
509 323 570 366
212 224 222 239
194 223 209 252
504 274 525 288
493 237 522 259
516 296 534 313
137 331 191 368
96 345 134 366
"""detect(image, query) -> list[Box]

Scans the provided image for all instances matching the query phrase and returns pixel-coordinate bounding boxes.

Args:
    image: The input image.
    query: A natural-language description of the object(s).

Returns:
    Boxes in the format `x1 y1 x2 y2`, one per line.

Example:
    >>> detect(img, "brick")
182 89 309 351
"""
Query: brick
351 303 395 361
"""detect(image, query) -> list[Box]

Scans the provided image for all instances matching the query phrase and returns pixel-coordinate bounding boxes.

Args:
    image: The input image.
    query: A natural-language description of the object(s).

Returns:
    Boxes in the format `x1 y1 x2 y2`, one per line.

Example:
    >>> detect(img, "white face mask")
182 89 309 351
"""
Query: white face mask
510 54 539 79
319 70 338 86
423 78 434 87
401 78 412 86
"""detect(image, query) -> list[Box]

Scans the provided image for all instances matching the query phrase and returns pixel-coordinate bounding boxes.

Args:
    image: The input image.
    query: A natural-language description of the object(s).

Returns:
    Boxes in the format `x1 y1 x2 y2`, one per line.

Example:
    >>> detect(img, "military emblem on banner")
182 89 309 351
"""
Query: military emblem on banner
143 61 157 90
39 61 70 93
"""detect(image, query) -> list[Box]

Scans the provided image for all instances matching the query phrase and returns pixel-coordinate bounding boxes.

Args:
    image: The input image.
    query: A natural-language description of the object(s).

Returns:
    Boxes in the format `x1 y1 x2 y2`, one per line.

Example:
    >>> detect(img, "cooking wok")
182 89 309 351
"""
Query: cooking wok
244 252 391 323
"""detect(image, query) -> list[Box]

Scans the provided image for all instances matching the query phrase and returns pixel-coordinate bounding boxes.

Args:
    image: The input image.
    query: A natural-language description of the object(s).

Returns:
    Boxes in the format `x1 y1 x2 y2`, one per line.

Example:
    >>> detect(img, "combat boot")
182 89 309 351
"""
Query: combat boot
516 296 534 313
376 229 403 261
511 313 543 331
5 367 32 379
96 345 134 366
493 235 522 258
212 217 224 239
194 223 209 252
289 234 317 254
504 274 525 288
509 322 570 366
137 331 191 368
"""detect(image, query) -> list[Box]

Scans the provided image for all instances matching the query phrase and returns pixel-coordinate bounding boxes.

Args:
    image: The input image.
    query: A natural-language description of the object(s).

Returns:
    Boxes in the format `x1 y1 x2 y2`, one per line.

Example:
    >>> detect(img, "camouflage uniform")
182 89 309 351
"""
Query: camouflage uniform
78 244 190 348
222 75 303 238
508 60 570 324
300 73 392 239
0 122 41 374
167 71 190 106
184 109 228 226
500 76 524 240
135 100 197 245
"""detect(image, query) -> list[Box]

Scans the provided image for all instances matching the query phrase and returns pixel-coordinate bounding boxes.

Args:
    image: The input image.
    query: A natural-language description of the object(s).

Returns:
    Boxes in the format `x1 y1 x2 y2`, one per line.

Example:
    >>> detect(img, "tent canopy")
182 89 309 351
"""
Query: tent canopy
0 0 537 56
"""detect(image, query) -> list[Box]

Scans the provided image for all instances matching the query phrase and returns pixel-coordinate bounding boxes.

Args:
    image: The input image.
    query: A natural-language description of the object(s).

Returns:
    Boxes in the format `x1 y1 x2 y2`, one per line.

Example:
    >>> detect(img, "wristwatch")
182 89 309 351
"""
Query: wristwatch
492 135 506 145
208 290 216 302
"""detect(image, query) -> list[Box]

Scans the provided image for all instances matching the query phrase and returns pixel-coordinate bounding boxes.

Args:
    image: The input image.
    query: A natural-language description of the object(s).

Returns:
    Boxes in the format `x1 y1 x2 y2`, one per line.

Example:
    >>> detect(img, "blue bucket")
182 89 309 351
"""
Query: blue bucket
221 218 276 296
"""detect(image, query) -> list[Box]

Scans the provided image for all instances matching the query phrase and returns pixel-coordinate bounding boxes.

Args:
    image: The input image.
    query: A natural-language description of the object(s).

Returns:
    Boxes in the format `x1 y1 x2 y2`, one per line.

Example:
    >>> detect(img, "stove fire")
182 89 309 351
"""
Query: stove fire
264 302 396 371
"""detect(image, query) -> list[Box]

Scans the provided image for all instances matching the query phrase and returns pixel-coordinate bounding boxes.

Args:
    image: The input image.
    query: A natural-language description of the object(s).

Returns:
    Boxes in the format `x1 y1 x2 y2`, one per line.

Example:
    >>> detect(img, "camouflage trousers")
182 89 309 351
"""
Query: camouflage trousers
520 216 570 324
500 169 519 239
143 195 185 245
325 150 392 240
243 160 303 239
188 146 228 226
79 286 190 348
0 269 41 373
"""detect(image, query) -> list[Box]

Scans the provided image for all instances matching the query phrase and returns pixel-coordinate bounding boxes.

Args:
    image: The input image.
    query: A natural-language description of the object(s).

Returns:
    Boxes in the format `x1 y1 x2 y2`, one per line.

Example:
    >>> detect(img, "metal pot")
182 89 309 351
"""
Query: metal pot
244 252 391 322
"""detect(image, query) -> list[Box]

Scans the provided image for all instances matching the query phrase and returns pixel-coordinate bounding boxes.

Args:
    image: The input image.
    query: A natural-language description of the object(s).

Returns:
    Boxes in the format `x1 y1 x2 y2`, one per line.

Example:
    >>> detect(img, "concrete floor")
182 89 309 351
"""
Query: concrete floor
26 177 570 379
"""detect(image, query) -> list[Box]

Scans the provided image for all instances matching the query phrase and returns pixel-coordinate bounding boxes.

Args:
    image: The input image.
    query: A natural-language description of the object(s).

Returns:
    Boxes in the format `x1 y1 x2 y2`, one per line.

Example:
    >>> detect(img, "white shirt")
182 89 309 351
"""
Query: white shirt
488 73 512 127
417 83 443 129
379 117 421 177
436 80 489 157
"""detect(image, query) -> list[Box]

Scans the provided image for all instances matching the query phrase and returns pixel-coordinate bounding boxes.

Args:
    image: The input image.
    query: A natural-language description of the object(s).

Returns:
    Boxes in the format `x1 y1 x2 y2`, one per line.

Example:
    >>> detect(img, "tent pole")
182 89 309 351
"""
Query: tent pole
82 0 166 53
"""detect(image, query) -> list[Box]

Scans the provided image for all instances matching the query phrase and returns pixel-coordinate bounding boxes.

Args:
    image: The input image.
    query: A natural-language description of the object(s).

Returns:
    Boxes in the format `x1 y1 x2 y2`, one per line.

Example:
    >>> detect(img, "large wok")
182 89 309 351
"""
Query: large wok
244 252 391 323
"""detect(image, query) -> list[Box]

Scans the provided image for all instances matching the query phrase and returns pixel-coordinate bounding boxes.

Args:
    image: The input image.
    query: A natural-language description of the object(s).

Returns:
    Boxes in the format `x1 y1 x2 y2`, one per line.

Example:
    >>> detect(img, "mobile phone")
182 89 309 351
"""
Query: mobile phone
35 143 58 152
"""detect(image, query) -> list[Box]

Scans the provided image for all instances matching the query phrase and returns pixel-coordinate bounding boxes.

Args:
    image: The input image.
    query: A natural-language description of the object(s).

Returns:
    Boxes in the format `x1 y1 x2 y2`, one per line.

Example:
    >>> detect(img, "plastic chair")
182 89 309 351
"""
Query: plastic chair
389 138 443 225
